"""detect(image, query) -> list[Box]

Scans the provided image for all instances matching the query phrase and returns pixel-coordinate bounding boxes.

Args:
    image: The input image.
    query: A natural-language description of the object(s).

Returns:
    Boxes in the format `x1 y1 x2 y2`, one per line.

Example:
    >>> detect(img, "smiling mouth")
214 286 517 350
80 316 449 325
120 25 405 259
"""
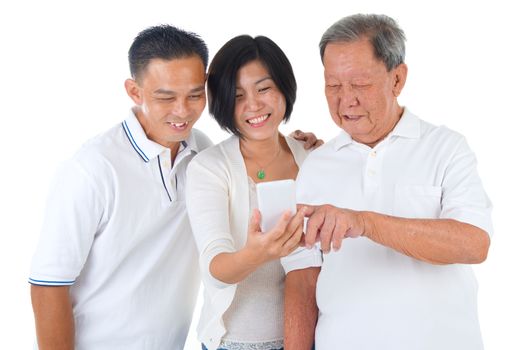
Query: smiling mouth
247 114 270 125
168 121 189 129
342 114 363 121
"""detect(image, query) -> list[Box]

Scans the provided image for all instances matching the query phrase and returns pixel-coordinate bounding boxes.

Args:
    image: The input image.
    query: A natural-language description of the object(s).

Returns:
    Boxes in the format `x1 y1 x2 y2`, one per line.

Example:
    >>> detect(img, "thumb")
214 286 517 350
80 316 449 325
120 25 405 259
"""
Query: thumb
248 208 262 234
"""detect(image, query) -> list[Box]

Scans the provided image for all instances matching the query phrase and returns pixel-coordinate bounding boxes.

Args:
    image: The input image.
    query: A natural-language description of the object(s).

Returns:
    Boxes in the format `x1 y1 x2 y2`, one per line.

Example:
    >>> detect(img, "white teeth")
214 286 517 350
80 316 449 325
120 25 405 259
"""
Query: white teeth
247 114 270 124
170 122 188 128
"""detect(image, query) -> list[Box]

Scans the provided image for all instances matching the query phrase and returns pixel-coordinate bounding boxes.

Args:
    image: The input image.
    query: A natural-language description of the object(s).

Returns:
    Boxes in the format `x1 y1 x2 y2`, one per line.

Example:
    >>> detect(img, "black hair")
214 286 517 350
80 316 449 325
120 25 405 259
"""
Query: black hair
128 25 208 82
207 35 297 136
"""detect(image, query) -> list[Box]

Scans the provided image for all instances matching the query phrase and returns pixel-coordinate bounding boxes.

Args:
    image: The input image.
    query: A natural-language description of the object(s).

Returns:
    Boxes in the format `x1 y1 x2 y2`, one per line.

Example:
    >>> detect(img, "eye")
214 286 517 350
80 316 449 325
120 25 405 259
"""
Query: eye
157 97 175 102
188 93 204 100
326 84 341 94
258 86 271 93
353 84 370 89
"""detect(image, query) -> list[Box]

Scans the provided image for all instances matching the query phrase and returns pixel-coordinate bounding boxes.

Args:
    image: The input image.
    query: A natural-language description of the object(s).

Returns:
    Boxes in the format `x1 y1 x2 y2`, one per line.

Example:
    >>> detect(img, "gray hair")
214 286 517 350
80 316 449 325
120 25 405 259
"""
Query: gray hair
319 14 406 71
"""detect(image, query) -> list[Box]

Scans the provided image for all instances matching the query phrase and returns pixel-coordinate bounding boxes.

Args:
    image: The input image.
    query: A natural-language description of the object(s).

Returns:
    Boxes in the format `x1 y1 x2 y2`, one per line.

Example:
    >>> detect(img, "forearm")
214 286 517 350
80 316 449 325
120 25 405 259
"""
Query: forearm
209 209 305 284
31 285 75 350
210 249 263 284
362 211 490 264
284 267 320 350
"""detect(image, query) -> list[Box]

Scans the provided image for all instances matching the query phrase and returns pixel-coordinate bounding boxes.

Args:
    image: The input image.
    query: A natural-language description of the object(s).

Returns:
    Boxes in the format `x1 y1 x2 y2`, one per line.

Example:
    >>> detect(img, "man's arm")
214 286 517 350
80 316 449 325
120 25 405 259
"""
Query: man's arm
304 205 490 264
363 212 489 264
284 267 320 350
31 285 74 350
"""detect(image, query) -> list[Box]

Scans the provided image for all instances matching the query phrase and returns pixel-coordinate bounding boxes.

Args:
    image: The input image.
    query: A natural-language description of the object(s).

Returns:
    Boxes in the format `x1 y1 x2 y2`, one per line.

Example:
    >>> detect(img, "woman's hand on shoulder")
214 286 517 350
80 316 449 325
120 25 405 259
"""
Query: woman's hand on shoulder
290 130 324 150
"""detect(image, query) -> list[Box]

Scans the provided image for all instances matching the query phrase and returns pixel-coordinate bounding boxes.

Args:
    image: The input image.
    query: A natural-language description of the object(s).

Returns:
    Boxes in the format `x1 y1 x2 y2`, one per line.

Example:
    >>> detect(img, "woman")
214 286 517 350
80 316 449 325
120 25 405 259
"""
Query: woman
186 35 318 350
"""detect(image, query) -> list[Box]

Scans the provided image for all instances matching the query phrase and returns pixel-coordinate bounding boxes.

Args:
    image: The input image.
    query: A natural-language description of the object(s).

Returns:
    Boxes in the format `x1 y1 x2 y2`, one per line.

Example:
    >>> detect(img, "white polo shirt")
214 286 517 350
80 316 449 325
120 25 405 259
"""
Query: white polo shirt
29 110 212 349
286 108 493 350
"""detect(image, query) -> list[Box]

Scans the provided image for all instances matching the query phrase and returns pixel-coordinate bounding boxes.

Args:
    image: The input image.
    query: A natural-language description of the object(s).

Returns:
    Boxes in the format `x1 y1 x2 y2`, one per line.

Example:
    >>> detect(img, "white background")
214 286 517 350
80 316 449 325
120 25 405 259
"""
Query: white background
1 0 526 348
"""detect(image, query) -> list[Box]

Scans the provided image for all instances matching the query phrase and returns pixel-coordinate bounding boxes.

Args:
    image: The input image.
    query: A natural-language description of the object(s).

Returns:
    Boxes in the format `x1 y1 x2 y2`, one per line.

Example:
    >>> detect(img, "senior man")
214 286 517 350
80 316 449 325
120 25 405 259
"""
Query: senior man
283 14 492 350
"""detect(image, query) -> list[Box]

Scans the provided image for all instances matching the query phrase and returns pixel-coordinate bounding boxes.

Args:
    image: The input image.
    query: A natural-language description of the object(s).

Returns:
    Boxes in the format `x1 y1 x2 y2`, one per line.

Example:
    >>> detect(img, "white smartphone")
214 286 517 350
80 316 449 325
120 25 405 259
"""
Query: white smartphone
256 179 297 232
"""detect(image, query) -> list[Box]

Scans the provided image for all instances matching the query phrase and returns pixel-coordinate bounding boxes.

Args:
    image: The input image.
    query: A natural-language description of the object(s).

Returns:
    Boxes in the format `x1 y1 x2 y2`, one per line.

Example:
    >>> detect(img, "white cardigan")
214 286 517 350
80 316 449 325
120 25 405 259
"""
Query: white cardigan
186 134 309 350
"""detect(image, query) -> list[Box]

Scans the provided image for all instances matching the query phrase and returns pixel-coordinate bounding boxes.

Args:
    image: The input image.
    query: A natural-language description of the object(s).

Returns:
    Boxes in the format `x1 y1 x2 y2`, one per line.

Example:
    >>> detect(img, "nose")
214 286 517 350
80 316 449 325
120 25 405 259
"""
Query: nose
341 85 360 107
171 98 188 117
245 91 263 111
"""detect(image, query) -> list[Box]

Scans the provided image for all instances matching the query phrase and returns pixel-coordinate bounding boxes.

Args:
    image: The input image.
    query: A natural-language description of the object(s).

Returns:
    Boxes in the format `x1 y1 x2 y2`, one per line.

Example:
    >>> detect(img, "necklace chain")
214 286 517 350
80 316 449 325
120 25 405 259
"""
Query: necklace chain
242 144 282 180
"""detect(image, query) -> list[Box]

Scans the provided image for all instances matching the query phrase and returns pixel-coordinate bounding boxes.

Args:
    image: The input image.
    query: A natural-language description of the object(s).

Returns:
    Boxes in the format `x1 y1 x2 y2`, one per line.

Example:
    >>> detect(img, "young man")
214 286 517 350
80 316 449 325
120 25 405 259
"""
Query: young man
29 25 212 349
284 14 493 350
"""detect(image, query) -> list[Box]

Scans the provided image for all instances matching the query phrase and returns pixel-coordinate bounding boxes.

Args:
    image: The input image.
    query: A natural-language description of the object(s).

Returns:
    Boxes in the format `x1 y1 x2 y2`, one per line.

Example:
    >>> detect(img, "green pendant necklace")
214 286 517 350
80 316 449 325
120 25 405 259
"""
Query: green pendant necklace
257 169 266 180
244 145 282 180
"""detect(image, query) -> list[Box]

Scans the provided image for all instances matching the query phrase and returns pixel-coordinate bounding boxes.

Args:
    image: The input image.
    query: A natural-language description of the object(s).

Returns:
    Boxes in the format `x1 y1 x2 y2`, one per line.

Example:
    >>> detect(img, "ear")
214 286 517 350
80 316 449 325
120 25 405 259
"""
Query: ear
124 78 143 105
392 63 408 97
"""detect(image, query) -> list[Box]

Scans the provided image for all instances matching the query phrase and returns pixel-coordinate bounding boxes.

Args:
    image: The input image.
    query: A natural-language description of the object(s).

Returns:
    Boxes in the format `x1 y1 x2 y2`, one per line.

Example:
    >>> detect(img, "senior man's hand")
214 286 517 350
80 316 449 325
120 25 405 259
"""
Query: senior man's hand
302 204 366 253
290 130 324 150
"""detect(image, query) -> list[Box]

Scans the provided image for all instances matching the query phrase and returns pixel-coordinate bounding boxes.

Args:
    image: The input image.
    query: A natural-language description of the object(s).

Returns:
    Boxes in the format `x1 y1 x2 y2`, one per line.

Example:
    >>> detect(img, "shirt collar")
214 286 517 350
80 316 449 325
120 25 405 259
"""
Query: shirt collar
121 109 198 162
333 107 420 151
389 107 421 139
333 130 356 151
182 129 200 154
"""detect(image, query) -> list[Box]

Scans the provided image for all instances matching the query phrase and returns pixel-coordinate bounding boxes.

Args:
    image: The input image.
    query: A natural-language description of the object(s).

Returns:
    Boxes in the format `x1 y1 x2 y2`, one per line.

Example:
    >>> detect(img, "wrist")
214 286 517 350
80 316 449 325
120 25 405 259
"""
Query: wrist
359 211 374 238
238 246 265 270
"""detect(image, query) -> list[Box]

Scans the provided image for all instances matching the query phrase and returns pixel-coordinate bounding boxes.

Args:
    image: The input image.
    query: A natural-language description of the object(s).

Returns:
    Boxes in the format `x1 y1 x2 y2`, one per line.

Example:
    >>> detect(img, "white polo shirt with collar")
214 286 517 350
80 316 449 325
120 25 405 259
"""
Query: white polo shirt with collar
29 110 212 349
286 108 493 350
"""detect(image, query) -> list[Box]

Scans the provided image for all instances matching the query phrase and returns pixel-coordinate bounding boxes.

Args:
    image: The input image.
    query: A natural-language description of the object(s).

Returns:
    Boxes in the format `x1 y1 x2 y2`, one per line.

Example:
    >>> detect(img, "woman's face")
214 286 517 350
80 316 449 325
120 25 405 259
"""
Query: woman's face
234 60 286 141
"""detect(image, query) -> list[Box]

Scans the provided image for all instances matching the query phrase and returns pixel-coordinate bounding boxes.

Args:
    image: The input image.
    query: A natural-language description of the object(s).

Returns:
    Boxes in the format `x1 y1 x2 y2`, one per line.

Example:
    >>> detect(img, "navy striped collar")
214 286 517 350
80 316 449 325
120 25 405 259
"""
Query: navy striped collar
121 110 198 162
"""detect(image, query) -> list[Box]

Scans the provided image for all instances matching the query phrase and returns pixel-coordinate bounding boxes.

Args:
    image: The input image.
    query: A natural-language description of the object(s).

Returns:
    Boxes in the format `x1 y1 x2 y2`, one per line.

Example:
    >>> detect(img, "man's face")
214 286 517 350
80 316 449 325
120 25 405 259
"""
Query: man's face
126 56 206 150
323 39 407 147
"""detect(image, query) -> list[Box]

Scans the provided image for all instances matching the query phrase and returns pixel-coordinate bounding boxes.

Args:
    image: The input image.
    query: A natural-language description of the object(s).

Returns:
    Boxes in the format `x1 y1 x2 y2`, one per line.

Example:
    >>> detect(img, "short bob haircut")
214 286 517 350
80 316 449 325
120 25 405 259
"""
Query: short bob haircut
207 35 297 137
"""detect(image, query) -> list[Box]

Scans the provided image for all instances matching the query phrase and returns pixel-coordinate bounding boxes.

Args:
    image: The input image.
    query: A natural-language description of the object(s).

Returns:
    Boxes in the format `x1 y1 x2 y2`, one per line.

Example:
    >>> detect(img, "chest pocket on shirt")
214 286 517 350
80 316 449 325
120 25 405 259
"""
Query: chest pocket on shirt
393 184 442 219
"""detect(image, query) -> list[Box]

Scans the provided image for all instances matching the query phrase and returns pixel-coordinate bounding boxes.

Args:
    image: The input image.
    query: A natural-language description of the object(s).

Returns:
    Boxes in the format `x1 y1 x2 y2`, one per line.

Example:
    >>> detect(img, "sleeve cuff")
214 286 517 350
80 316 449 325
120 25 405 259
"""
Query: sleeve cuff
28 277 75 286
281 246 323 274
201 240 237 289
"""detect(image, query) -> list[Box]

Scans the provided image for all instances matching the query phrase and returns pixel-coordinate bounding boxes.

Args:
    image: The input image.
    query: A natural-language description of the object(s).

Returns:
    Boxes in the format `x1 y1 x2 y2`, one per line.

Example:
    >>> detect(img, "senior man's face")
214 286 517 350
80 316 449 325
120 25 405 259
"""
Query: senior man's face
323 39 407 147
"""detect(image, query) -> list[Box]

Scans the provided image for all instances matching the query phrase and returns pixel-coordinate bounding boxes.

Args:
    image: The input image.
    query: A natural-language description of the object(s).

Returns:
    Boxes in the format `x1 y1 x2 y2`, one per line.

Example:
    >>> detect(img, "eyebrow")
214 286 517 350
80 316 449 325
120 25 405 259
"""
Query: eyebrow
236 76 272 89
255 77 272 85
153 86 205 95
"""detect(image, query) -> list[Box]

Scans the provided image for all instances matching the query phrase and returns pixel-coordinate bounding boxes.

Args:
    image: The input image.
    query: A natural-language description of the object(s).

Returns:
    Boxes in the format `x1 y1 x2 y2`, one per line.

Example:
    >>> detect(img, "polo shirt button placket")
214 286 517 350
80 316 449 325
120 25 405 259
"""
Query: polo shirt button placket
365 148 381 191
